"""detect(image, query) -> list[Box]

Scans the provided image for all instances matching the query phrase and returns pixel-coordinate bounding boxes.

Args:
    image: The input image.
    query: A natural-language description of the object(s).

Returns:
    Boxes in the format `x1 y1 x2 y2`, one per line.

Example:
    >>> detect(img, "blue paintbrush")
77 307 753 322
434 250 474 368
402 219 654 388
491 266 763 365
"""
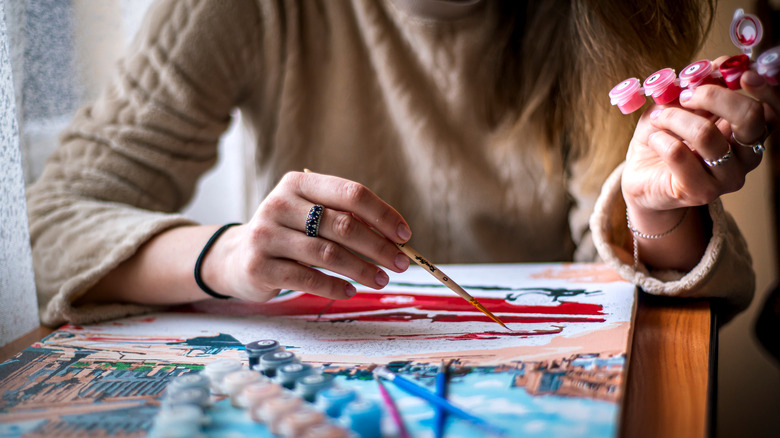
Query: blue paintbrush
433 360 452 438
373 367 505 436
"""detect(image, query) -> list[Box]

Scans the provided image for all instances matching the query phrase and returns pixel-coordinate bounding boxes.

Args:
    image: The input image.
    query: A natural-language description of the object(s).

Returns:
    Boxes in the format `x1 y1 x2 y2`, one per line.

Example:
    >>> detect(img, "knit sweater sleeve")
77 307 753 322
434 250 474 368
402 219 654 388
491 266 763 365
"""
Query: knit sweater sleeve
26 0 263 327
589 162 755 318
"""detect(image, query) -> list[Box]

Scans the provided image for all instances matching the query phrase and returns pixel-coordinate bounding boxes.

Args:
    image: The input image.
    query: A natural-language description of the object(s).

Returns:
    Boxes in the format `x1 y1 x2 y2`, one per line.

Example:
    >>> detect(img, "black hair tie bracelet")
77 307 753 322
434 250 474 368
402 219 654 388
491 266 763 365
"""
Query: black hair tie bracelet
194 223 241 299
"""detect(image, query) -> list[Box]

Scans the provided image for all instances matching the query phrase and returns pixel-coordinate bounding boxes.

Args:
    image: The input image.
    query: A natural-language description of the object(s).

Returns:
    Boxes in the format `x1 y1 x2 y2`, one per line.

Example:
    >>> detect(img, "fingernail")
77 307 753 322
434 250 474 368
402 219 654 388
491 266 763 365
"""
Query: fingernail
648 132 658 142
345 283 357 297
375 270 389 287
744 71 765 87
395 253 410 271
397 223 411 241
679 89 693 103
650 109 663 120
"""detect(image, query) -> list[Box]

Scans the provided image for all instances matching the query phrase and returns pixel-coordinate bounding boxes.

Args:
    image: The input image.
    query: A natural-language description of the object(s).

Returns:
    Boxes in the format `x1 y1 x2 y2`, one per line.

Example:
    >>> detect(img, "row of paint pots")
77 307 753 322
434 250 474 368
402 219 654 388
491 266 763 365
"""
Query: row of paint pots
609 49 780 115
610 8 779 114
149 340 381 438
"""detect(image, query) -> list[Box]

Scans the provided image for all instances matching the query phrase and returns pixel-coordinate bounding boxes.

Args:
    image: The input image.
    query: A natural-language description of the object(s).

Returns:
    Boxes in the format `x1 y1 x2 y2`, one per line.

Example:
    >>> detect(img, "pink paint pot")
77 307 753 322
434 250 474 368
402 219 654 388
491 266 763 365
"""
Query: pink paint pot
679 60 723 88
757 46 780 85
719 54 750 90
643 68 680 104
609 78 645 114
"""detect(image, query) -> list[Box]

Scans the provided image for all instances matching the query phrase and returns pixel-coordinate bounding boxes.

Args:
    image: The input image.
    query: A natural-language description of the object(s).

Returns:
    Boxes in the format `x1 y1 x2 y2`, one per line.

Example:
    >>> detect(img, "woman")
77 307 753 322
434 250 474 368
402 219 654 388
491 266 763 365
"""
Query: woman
28 0 766 326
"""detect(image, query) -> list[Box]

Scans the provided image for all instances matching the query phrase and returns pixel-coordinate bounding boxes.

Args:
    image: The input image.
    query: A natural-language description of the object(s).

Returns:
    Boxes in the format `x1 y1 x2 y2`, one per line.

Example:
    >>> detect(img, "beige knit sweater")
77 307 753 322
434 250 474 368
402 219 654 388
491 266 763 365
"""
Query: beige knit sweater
26 0 755 327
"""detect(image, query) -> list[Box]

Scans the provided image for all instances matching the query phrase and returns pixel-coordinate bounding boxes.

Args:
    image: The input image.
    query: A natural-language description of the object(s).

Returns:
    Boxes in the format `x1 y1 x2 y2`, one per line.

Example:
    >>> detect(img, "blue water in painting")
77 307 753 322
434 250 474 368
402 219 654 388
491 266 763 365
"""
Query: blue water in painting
200 370 617 438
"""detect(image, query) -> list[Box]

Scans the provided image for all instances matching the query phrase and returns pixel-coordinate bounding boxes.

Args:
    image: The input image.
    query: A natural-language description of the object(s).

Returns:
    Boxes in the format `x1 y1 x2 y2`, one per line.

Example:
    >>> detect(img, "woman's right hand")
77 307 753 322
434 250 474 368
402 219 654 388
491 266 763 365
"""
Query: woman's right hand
201 171 412 302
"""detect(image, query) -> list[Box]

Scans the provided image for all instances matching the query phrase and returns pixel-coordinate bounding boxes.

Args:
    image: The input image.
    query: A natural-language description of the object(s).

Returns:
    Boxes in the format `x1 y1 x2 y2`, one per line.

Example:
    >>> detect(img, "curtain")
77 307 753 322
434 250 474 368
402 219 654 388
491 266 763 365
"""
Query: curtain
0 0 39 344
8 0 244 224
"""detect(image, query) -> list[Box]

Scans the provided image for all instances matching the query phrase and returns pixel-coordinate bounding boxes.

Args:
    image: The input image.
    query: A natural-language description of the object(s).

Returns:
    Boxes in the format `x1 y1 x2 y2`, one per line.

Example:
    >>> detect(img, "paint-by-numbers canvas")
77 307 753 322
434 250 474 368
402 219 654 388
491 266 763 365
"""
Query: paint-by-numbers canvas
0 262 636 437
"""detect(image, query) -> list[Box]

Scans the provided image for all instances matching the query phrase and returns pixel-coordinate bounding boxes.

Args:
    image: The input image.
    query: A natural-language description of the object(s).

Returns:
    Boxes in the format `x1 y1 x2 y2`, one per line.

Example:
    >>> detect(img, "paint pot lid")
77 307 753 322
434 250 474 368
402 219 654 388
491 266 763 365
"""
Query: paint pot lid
295 373 336 396
245 339 280 357
643 68 677 96
277 363 314 384
260 351 297 367
163 387 210 407
317 386 357 404
203 358 243 377
278 362 312 376
342 399 382 418
679 60 714 87
757 47 780 74
222 369 263 394
239 380 283 407
609 78 641 105
168 373 210 392
730 9 763 56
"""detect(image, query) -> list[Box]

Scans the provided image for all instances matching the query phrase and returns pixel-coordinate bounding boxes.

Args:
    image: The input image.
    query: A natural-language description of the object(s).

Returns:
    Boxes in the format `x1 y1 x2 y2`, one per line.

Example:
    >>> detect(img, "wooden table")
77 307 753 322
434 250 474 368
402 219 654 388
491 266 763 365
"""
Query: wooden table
620 293 715 438
0 294 716 438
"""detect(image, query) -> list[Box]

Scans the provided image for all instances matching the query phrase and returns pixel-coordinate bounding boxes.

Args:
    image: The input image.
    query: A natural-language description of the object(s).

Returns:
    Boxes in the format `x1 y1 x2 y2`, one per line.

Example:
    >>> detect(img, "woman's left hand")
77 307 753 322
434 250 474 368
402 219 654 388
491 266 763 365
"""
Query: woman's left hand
621 62 777 269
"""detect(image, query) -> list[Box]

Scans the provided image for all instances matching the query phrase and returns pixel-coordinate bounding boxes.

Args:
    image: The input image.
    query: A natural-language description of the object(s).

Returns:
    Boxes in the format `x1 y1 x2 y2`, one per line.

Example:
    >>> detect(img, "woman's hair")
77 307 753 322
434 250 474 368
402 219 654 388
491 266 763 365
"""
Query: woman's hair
485 0 715 191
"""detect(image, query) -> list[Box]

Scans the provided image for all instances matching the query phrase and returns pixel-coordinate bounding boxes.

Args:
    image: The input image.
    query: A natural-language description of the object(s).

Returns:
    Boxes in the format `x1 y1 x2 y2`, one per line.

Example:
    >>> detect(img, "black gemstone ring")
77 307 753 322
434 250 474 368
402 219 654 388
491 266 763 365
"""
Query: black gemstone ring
305 205 324 237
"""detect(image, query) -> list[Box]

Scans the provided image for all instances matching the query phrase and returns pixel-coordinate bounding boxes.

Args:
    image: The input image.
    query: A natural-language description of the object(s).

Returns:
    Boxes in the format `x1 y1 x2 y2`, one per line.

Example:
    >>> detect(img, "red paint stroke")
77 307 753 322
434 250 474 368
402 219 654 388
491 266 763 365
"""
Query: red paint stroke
321 326 565 342
315 312 604 324
178 291 605 325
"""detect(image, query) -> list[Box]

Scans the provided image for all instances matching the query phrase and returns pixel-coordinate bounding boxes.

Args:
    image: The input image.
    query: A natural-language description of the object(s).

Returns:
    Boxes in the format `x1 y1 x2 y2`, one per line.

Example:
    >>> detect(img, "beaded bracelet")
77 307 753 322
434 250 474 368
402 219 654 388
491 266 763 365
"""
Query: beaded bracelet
194 223 241 299
626 209 688 270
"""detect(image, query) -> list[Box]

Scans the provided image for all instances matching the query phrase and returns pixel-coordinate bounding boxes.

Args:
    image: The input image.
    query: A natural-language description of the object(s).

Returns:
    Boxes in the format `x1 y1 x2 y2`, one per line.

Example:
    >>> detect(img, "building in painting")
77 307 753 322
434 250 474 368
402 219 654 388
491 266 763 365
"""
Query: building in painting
513 353 624 402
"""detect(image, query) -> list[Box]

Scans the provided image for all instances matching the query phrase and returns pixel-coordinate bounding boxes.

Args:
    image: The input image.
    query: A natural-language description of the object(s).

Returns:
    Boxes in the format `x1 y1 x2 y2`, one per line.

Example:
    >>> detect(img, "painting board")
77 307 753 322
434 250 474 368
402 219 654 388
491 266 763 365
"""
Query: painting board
0 262 636 437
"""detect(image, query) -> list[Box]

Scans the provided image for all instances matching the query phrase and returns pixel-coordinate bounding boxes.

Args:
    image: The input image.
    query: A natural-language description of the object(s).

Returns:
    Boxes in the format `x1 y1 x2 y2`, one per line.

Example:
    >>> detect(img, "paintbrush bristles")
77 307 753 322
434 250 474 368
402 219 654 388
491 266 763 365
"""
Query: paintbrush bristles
396 243 510 330
468 299 510 330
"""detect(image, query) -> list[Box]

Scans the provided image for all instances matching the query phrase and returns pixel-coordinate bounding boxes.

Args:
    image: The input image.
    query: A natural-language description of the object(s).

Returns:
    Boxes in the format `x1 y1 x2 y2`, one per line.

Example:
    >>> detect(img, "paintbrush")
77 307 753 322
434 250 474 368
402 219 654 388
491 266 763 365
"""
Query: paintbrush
374 367 506 436
433 359 453 438
302 169 508 330
396 243 509 330
375 376 412 438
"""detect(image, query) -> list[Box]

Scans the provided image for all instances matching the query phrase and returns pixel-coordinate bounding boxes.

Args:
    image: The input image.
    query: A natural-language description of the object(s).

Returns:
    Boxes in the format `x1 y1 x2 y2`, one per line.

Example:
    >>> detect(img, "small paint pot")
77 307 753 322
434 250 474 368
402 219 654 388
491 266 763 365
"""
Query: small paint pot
301 423 352 438
167 373 211 393
259 351 298 378
719 54 751 90
757 46 780 85
679 60 722 89
276 362 315 389
163 386 210 409
222 369 264 407
245 339 281 368
609 78 645 114
730 9 763 57
237 380 283 410
718 10 764 90
255 391 304 433
277 407 327 438
316 386 358 418
643 68 680 104
295 373 336 403
202 359 243 395
341 399 382 438
149 405 206 438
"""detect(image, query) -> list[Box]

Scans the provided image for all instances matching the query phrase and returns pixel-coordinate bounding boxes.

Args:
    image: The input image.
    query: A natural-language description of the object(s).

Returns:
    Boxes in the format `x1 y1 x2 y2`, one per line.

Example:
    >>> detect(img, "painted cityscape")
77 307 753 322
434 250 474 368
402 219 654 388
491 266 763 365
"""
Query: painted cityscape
0 263 636 437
